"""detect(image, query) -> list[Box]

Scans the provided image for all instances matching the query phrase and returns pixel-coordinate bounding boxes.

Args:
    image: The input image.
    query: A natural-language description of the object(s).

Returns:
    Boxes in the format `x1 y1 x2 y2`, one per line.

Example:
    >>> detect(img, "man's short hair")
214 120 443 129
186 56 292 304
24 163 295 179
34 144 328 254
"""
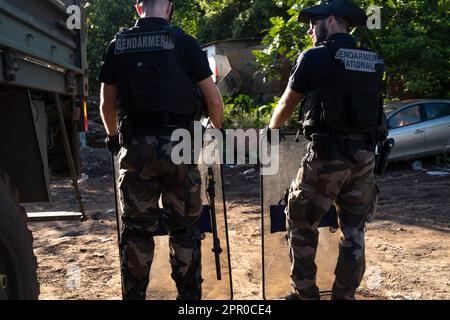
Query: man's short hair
139 0 171 6
334 15 350 30
310 14 350 30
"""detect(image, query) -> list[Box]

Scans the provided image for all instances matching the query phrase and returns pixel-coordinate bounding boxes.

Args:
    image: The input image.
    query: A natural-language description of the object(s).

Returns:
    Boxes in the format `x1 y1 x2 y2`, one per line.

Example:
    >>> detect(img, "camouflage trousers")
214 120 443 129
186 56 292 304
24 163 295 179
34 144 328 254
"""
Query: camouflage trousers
286 134 377 300
118 135 203 300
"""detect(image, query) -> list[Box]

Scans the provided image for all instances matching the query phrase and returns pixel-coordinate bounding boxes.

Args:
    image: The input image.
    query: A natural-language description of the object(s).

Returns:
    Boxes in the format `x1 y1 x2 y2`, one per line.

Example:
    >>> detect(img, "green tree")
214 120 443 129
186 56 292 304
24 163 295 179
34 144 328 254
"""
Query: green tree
197 0 290 43
86 0 203 95
360 0 450 97
255 0 450 98
85 0 136 95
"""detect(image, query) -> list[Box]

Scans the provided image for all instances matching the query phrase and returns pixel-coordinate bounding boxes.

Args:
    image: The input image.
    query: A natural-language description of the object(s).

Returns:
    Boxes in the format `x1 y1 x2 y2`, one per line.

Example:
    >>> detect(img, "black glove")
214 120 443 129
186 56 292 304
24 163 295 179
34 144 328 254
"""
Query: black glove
105 134 121 155
261 126 273 145
263 126 285 145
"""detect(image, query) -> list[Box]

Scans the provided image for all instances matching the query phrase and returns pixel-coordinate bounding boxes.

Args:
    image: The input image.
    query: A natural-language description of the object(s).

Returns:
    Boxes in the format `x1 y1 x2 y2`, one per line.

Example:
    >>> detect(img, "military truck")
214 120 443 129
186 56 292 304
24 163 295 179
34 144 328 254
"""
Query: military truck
0 0 88 299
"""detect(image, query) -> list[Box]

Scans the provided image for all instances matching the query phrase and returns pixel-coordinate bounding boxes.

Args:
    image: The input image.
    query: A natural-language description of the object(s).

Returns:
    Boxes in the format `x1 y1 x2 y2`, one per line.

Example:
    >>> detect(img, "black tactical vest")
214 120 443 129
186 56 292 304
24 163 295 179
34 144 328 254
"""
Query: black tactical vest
113 23 202 123
301 40 385 136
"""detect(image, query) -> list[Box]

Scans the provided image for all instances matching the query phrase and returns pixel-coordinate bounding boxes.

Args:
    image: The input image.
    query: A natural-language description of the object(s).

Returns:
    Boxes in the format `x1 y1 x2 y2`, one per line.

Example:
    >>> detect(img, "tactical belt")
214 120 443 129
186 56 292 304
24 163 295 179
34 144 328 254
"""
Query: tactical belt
118 112 194 146
309 130 376 152
132 125 182 136
135 111 191 124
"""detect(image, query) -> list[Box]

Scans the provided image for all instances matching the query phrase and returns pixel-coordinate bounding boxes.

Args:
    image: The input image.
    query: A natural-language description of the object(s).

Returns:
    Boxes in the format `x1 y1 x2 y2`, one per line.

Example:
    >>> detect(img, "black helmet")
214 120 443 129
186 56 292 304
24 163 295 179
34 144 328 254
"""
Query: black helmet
298 0 367 27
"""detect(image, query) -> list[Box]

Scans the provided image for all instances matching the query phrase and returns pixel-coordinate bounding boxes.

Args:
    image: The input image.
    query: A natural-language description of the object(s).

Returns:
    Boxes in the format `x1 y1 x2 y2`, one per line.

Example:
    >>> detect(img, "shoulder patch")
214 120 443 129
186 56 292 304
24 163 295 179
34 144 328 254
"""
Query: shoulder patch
115 31 175 54
335 48 384 73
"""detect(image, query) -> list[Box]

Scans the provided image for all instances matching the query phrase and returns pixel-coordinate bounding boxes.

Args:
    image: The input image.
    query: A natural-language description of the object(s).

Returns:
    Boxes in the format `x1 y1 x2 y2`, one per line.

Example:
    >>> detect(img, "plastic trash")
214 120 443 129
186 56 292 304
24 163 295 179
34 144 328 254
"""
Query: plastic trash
79 132 88 148
411 160 423 171
426 171 450 177
243 168 256 175
77 173 89 184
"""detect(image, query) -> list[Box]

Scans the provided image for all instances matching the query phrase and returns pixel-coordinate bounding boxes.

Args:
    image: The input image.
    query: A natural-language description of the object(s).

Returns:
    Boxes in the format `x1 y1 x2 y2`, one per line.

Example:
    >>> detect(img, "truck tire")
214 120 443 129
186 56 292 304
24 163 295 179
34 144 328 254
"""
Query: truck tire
0 173 39 300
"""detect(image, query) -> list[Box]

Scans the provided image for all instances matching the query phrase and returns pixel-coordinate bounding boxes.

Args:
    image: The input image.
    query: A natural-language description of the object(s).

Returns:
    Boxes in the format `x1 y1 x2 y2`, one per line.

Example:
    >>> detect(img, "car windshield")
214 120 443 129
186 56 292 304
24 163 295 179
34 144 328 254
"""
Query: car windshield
388 105 422 128
384 103 406 115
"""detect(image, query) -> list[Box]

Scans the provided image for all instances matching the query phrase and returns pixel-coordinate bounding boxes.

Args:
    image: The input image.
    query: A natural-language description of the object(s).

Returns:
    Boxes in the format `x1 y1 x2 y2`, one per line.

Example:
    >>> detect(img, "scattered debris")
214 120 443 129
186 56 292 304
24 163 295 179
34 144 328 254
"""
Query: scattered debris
27 155 450 300
79 132 88 149
426 171 450 177
242 168 256 175
78 173 89 184
411 160 423 171
90 212 101 220
80 146 112 177
85 120 107 148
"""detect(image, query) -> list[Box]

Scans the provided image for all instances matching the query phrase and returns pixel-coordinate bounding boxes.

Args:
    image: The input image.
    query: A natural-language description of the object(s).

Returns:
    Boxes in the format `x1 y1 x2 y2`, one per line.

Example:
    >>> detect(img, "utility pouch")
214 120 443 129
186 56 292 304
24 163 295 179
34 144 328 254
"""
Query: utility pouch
184 166 202 217
311 134 337 160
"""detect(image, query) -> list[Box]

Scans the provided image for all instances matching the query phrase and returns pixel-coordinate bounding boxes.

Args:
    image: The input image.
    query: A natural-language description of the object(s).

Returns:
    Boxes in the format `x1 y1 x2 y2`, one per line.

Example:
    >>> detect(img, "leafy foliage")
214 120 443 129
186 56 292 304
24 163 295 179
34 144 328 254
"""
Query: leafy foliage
85 0 449 107
196 0 290 43
223 94 274 129
85 0 136 95
85 0 204 94
255 0 450 98
222 94 301 131
85 0 289 95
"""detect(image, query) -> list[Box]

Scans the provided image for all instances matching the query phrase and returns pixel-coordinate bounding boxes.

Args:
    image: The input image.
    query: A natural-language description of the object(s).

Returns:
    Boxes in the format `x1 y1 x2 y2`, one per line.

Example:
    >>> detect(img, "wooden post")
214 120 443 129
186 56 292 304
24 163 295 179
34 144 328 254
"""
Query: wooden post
54 93 87 222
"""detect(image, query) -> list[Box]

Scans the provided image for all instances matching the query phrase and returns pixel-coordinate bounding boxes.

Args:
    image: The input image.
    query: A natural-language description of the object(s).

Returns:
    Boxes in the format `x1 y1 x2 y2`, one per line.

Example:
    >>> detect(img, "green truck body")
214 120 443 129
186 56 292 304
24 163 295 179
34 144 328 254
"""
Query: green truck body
0 0 88 202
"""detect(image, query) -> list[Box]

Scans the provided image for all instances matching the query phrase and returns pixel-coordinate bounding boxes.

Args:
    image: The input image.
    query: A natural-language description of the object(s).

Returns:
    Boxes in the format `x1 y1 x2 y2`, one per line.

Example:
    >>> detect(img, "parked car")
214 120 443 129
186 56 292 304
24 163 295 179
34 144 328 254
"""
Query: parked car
384 99 450 161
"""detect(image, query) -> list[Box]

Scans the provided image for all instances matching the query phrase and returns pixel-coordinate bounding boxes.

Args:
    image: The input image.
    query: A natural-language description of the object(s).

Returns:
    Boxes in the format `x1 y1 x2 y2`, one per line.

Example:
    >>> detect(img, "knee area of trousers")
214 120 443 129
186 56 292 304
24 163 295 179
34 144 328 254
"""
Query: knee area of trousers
171 224 202 243
120 226 155 245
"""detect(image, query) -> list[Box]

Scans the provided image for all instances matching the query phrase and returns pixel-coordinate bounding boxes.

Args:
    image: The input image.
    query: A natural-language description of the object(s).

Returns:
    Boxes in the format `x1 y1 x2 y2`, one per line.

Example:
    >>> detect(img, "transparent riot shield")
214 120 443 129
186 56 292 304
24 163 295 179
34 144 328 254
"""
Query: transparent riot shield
261 135 341 300
113 156 232 300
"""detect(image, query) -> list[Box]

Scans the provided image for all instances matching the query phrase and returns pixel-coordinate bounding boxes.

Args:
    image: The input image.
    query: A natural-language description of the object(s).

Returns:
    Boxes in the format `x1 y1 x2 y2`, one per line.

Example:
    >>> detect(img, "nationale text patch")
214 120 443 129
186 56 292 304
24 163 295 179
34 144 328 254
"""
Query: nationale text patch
335 48 384 73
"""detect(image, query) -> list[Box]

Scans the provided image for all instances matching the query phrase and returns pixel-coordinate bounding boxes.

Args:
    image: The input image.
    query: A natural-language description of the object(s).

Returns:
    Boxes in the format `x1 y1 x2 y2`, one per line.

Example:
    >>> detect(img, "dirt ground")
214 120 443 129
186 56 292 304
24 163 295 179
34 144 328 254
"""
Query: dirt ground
25 147 450 300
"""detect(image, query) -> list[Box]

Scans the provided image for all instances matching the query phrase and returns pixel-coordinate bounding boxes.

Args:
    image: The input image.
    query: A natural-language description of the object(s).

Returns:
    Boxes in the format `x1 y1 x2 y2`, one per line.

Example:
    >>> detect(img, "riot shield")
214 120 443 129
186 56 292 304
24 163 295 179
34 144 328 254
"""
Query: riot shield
113 156 233 300
261 134 341 300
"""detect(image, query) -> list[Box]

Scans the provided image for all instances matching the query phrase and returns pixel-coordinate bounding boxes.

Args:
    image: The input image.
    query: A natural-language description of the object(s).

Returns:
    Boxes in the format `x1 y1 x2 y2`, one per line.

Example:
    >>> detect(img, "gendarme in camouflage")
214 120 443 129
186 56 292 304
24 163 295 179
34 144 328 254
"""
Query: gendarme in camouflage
113 135 232 300
118 135 202 300
261 135 341 300
286 134 377 300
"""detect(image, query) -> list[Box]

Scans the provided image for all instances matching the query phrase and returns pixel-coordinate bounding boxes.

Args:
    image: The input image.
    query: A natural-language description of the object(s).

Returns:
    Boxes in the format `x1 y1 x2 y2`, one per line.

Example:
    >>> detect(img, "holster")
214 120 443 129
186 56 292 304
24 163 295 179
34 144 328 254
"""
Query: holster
118 116 135 148
374 138 395 176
